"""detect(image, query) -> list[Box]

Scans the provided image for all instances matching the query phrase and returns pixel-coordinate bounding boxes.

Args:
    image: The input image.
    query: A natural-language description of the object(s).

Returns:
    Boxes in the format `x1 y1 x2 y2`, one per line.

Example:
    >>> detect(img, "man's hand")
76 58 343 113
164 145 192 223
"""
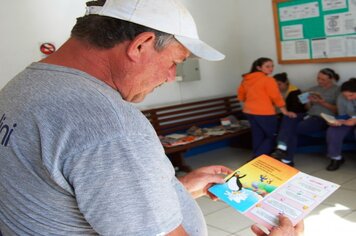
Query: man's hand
178 165 233 199
251 215 304 236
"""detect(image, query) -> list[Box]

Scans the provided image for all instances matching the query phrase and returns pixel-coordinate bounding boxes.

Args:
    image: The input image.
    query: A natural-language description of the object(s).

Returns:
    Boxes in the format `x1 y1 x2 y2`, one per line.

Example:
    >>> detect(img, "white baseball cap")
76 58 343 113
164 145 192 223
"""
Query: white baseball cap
86 0 225 61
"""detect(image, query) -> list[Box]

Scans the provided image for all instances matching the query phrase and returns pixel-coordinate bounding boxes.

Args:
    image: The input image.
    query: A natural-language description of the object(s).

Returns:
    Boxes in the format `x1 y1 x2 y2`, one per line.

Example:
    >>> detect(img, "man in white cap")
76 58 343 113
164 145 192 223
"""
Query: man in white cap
0 0 303 235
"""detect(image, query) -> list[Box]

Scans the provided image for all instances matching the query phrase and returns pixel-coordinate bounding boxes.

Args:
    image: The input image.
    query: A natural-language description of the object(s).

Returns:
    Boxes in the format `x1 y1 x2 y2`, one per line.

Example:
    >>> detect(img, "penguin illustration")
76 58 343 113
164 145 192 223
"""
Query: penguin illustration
226 171 246 191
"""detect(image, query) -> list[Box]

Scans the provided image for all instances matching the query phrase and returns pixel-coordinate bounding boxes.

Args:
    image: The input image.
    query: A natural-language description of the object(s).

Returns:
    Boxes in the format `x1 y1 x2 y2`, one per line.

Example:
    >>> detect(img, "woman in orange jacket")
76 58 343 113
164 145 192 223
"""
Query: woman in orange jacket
237 57 295 158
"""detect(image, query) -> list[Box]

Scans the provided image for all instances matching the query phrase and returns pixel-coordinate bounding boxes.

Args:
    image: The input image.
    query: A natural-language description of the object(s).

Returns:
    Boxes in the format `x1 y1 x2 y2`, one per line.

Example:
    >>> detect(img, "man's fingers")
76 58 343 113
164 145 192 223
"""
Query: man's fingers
197 165 233 175
294 220 304 234
204 174 226 185
206 192 218 201
215 165 234 175
250 224 267 236
278 214 293 228
210 165 233 175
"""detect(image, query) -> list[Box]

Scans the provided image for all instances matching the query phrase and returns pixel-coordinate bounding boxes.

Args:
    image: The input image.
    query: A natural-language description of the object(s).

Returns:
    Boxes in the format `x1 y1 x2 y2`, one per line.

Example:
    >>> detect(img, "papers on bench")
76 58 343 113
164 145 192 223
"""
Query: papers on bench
160 134 204 147
165 133 187 139
159 120 250 147
204 127 226 136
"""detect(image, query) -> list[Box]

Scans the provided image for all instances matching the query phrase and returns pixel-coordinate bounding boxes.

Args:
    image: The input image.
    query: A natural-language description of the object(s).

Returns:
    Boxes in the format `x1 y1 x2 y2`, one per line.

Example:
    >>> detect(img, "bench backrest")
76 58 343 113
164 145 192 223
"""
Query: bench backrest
141 96 243 135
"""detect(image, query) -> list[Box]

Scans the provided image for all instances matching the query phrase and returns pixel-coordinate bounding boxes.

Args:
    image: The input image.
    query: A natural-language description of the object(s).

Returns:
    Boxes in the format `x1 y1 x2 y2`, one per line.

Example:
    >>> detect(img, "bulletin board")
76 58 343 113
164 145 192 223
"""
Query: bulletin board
272 0 356 64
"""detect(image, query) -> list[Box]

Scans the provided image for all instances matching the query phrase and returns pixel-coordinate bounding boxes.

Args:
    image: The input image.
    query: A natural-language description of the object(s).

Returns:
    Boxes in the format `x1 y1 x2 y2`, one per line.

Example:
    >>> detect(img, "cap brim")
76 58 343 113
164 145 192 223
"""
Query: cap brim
174 35 225 61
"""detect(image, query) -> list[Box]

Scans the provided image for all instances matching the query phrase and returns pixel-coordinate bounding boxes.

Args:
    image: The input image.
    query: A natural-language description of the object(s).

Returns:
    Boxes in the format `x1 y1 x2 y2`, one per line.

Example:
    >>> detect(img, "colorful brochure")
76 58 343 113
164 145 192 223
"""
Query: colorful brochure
208 155 339 230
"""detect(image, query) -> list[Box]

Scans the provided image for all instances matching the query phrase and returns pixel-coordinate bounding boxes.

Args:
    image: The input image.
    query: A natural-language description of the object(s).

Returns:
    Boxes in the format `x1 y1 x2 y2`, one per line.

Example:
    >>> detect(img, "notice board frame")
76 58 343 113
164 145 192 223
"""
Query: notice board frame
272 0 356 64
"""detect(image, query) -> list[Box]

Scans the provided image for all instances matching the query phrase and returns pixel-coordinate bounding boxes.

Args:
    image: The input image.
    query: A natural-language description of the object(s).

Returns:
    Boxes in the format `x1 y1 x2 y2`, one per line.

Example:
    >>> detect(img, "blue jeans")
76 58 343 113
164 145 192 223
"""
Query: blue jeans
245 114 278 157
279 115 328 161
277 113 305 160
327 125 356 159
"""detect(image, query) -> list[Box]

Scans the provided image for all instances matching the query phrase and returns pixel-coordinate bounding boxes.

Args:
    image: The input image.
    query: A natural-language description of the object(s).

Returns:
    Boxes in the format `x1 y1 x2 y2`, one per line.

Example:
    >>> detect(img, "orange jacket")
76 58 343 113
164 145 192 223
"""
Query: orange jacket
237 72 285 115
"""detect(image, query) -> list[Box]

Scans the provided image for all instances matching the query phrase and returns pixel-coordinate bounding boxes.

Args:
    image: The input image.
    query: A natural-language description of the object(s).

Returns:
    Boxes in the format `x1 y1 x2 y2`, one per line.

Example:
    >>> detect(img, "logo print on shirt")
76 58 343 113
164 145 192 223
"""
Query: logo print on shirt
0 113 17 147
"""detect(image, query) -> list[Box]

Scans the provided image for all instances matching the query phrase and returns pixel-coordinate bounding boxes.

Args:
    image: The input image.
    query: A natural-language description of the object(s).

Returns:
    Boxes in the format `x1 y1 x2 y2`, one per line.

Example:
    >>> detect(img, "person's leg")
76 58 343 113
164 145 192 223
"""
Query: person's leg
271 113 304 164
253 115 278 156
277 113 304 148
297 116 328 135
274 116 327 164
326 125 353 171
284 116 327 160
327 126 353 158
245 114 265 157
276 116 294 147
284 113 305 162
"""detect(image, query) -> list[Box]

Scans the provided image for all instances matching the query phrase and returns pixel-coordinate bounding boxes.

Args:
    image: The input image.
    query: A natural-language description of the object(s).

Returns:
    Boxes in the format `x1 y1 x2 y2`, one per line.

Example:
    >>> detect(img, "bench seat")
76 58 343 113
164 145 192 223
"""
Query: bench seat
141 95 251 172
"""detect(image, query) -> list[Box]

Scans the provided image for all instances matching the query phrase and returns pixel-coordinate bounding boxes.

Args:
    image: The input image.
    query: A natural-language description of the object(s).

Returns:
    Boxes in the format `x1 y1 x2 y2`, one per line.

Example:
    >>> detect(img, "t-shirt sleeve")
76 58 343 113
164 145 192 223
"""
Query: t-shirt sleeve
62 134 182 235
337 94 348 115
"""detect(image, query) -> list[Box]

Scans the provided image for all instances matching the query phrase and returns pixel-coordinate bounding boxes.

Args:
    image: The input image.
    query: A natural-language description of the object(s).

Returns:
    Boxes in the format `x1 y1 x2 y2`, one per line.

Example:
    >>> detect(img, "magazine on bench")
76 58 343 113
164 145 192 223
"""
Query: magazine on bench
208 155 339 230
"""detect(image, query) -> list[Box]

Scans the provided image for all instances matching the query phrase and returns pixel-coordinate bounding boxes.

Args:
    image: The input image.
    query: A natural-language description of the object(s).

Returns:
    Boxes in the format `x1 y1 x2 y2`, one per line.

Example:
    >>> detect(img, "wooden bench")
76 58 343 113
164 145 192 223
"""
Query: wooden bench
141 95 251 172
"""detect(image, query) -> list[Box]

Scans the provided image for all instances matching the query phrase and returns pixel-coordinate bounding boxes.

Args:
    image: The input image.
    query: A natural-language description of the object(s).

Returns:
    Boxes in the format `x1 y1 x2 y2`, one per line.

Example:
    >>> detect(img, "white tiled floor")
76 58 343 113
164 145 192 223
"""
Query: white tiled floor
183 147 356 236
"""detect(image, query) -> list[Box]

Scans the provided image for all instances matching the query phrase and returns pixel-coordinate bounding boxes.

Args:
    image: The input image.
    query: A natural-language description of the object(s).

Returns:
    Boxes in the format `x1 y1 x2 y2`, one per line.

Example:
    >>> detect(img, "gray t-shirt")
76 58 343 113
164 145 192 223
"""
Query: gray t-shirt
307 85 339 116
0 63 206 236
337 94 356 118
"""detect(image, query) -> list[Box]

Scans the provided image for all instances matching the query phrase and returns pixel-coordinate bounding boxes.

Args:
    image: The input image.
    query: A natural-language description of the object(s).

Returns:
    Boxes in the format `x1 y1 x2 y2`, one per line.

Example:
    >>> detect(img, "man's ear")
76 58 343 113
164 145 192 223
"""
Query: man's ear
127 32 156 61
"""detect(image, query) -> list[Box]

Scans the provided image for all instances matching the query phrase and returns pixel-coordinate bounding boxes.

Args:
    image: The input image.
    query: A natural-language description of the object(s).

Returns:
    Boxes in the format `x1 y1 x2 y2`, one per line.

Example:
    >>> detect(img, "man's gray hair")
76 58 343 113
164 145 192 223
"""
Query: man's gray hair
154 33 176 51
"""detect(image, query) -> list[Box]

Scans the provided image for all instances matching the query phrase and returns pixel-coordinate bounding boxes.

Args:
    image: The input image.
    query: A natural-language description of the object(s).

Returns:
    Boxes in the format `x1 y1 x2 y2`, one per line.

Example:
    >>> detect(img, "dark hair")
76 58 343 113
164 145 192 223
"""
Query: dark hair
71 0 175 50
249 57 273 73
86 0 105 6
319 68 340 82
273 72 289 83
341 78 356 92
